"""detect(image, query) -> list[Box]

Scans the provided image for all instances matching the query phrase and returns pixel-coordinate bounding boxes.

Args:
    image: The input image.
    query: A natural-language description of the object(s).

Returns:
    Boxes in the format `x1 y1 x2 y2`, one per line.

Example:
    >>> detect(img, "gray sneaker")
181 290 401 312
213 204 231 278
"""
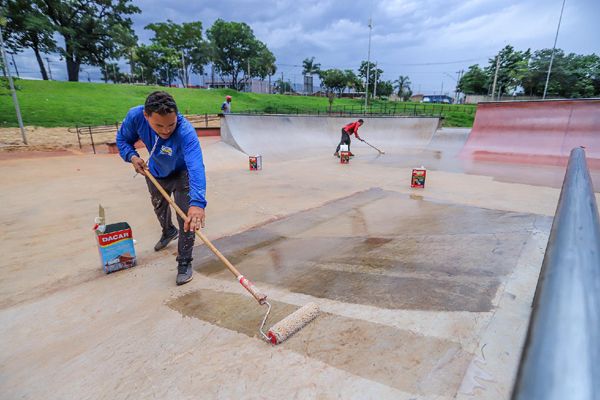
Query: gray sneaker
176 260 193 286
154 227 178 251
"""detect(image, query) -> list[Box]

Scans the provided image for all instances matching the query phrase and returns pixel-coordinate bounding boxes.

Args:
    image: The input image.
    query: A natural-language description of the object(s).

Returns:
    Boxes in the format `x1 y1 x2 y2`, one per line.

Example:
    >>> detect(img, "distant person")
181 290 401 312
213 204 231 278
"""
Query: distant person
221 95 232 113
116 91 207 286
334 119 364 157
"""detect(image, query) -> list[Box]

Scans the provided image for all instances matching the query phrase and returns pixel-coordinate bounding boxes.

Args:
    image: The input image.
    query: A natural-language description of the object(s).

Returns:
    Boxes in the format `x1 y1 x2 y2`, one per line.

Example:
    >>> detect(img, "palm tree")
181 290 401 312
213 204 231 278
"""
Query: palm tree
302 57 321 94
302 57 321 75
393 75 411 100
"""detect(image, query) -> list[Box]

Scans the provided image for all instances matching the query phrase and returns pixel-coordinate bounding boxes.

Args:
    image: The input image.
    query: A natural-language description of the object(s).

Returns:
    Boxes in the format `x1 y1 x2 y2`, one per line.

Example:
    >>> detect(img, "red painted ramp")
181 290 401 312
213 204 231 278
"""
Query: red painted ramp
461 99 600 168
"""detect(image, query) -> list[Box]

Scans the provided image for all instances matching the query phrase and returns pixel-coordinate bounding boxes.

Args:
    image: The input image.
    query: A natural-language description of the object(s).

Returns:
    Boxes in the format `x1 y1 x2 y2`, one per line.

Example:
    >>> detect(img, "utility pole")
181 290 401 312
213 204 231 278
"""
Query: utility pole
47 57 53 80
454 69 464 103
373 62 378 98
543 0 566 99
112 63 117 83
281 71 284 93
491 55 500 101
440 81 444 97
0 25 27 144
364 16 372 111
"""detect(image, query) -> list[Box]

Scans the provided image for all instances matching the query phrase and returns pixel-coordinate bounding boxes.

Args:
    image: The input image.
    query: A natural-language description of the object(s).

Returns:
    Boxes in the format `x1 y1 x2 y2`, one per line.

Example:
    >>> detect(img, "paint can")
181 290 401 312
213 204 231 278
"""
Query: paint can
249 155 262 171
340 151 350 164
94 205 136 274
411 166 426 188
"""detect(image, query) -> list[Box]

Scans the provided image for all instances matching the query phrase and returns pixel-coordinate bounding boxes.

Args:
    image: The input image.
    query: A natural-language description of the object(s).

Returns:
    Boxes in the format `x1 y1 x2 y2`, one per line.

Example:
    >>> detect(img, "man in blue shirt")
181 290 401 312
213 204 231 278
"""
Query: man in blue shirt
117 91 207 285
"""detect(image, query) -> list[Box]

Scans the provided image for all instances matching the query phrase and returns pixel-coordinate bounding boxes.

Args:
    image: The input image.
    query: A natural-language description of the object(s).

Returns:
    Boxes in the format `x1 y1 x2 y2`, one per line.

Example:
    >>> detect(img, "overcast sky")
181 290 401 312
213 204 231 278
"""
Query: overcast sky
9 0 600 95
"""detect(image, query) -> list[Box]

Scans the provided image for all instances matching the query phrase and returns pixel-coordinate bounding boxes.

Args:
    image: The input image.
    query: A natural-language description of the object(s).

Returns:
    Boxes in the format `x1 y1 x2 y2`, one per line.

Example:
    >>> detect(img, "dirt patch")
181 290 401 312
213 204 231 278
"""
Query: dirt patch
0 126 113 152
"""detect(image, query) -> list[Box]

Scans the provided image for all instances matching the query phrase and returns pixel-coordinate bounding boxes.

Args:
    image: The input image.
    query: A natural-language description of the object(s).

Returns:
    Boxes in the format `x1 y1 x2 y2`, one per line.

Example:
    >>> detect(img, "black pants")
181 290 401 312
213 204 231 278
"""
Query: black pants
335 129 351 153
145 170 195 262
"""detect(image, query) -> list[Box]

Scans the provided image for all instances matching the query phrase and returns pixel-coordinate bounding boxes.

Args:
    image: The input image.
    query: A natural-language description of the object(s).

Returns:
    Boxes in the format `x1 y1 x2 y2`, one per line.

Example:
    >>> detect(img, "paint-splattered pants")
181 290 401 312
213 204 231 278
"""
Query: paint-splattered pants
145 170 195 262
335 130 351 153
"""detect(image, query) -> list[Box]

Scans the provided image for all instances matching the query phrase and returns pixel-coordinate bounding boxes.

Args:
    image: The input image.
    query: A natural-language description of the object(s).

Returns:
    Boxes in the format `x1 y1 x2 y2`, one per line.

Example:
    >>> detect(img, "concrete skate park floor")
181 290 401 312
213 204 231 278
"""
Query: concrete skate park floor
1 135 597 399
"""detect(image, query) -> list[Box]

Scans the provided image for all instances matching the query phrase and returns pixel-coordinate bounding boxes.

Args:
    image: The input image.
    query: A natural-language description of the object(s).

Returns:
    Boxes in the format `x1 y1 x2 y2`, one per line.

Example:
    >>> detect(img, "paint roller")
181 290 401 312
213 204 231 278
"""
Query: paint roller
143 170 319 344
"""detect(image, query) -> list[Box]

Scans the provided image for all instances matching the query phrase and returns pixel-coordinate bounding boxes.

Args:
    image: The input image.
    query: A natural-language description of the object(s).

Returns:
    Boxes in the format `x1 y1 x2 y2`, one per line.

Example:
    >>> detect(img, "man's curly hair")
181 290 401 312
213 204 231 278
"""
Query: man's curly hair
144 91 178 115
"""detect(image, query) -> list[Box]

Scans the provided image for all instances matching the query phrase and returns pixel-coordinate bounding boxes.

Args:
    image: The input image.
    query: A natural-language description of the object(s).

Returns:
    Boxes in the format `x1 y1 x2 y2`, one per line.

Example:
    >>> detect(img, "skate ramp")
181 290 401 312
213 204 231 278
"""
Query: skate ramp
461 99 600 168
221 114 440 160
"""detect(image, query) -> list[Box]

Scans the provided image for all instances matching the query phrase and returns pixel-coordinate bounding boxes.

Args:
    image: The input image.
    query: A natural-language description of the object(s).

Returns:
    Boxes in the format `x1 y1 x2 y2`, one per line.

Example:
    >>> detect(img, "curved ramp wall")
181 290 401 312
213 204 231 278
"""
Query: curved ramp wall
221 115 440 160
461 99 600 168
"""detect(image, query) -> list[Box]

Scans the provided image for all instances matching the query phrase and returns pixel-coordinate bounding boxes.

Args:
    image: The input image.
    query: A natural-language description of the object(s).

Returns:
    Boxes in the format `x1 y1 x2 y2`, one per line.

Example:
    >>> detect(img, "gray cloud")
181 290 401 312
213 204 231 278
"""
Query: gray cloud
10 0 600 94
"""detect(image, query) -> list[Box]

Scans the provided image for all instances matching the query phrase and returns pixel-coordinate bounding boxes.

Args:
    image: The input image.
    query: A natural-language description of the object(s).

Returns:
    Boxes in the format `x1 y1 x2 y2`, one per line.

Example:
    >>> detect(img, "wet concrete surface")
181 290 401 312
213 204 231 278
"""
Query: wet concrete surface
169 288 473 396
365 146 600 191
193 188 551 312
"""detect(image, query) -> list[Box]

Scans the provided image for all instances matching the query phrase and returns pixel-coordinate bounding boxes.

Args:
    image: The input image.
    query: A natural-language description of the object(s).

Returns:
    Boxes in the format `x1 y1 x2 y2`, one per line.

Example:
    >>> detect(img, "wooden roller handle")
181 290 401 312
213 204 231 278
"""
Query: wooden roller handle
143 170 267 303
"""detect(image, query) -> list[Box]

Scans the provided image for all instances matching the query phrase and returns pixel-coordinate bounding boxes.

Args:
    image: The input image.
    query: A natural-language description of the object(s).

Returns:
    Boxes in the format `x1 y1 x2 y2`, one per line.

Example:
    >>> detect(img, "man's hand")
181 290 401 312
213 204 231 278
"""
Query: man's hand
131 155 147 174
357 136 363 141
184 206 205 232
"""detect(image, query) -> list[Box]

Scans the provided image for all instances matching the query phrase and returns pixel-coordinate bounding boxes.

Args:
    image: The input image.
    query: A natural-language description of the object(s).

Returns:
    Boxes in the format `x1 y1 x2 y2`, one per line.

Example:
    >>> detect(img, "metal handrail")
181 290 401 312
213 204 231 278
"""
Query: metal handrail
69 113 219 154
512 147 600 400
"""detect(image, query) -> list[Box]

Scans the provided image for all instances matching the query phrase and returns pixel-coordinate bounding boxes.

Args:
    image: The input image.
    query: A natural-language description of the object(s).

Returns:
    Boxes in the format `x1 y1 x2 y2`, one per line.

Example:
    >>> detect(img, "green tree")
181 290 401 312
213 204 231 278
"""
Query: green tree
377 80 394 97
318 69 347 95
358 61 383 98
2 0 56 80
522 49 562 96
35 0 140 81
275 78 292 93
344 69 361 92
457 65 488 95
101 62 128 83
207 19 275 90
144 20 209 87
393 75 411 100
485 45 531 96
249 41 276 80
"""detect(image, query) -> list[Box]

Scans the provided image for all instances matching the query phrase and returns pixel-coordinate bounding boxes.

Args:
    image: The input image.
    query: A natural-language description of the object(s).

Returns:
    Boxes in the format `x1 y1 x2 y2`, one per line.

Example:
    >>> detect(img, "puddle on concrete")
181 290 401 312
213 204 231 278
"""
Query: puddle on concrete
169 289 472 396
193 188 551 312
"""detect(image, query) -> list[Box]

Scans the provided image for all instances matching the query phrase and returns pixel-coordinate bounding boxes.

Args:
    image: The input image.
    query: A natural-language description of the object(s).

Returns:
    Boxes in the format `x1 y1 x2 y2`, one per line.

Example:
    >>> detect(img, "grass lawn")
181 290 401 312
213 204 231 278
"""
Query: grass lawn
0 79 476 128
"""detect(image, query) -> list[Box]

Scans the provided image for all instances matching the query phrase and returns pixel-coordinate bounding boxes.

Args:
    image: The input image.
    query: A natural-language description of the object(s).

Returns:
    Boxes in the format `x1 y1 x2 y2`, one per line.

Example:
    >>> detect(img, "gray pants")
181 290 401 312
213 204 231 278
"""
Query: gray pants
145 170 195 262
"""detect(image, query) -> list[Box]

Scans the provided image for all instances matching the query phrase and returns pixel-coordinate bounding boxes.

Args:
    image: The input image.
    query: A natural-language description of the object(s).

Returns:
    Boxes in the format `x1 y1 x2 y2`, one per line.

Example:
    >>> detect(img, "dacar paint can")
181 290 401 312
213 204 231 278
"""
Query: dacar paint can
411 167 427 188
249 155 262 170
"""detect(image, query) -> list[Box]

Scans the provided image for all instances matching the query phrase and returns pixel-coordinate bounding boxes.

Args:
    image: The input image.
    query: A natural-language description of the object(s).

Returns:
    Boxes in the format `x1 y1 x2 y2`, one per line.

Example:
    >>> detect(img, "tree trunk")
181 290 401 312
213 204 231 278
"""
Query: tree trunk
64 40 80 81
66 58 80 81
32 45 49 80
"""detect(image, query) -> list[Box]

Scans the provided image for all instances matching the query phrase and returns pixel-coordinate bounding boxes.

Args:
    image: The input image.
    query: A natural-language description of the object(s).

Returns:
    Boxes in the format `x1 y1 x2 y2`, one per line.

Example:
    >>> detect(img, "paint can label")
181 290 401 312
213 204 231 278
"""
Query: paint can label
411 168 426 188
340 151 350 164
97 222 137 274
249 155 262 170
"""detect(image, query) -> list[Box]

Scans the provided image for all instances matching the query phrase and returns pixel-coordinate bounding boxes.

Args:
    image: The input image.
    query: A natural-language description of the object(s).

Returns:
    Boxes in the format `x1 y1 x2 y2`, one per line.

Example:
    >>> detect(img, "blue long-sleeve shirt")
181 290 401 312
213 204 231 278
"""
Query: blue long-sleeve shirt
116 106 207 208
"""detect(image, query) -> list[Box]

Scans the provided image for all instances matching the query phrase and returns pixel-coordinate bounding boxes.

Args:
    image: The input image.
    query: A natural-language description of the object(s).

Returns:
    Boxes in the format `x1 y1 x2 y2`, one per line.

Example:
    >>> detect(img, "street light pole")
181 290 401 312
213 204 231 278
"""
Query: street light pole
543 0 566 99
0 25 27 144
364 17 372 112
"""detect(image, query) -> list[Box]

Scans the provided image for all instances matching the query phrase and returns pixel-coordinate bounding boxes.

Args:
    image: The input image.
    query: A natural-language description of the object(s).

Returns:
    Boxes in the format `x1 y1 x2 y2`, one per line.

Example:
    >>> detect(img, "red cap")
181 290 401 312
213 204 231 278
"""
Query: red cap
226 95 232 100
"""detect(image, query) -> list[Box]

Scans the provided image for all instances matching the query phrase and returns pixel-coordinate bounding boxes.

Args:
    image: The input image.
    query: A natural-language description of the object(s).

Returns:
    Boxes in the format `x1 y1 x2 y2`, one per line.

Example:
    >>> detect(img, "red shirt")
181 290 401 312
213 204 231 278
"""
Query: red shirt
343 121 361 138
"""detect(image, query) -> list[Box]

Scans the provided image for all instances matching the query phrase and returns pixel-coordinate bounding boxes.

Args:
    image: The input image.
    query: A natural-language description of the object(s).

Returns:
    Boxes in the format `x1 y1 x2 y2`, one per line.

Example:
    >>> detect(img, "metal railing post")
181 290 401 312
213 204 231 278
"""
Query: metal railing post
88 126 96 154
512 147 600 400
76 124 82 149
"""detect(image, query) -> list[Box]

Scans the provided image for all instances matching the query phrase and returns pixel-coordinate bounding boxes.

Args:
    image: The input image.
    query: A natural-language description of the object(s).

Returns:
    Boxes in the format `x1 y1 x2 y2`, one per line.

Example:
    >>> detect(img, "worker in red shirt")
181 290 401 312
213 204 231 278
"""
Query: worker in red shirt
334 119 364 157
